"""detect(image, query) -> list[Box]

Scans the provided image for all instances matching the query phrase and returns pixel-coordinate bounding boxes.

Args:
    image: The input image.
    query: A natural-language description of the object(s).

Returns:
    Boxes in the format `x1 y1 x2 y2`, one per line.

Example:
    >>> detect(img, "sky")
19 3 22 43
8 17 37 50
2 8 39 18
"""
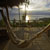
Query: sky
28 0 50 10
0 0 50 20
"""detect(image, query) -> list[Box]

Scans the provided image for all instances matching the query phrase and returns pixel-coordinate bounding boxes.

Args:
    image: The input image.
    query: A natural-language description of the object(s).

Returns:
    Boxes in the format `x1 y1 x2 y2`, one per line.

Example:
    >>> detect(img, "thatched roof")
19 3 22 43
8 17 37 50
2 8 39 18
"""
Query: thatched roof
0 0 25 7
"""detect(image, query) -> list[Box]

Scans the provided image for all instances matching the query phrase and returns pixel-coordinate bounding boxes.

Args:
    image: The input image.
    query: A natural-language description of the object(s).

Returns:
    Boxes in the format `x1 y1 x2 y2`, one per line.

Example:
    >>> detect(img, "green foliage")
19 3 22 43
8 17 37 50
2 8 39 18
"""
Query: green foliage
0 19 6 27
9 18 50 27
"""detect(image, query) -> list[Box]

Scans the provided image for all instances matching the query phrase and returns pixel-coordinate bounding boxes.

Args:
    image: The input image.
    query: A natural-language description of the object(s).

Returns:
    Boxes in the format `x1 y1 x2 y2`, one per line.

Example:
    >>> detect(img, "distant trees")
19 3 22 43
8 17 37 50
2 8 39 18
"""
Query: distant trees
0 17 50 27
9 18 50 27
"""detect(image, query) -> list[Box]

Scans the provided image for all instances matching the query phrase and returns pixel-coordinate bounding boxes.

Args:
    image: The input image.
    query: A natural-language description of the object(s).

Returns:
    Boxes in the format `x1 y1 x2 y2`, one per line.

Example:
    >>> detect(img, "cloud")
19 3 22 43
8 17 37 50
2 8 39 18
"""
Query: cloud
0 0 50 20
29 0 50 10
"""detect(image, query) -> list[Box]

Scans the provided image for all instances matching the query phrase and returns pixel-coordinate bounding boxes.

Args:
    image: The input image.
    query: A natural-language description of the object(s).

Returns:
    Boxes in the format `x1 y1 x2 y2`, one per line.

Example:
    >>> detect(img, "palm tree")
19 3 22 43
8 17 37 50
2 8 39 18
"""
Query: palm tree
0 0 50 48
0 0 25 21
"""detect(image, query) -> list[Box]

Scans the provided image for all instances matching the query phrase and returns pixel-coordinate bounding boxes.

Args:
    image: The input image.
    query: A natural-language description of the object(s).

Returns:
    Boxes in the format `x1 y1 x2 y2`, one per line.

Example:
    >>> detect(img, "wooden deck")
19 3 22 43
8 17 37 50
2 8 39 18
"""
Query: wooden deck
0 27 50 50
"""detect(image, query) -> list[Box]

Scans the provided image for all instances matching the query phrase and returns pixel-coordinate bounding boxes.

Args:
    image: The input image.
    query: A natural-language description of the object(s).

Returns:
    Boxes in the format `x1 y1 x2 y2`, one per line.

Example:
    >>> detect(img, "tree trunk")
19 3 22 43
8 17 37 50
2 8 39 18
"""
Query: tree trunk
5 6 10 22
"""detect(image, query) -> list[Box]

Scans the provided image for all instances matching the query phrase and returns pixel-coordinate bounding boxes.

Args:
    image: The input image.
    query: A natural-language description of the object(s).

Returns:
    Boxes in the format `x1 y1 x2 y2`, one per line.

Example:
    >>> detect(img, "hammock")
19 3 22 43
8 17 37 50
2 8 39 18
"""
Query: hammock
0 10 50 48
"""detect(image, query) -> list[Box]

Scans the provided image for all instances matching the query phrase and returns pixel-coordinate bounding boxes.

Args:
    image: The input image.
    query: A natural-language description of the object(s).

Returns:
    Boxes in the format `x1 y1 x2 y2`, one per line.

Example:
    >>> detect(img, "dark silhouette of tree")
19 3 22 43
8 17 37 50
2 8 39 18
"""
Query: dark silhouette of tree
0 0 25 22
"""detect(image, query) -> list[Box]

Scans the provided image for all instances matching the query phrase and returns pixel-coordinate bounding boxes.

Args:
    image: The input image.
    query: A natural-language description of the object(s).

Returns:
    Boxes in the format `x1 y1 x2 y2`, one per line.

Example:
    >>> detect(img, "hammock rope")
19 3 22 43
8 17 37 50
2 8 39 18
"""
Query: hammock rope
0 9 50 48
